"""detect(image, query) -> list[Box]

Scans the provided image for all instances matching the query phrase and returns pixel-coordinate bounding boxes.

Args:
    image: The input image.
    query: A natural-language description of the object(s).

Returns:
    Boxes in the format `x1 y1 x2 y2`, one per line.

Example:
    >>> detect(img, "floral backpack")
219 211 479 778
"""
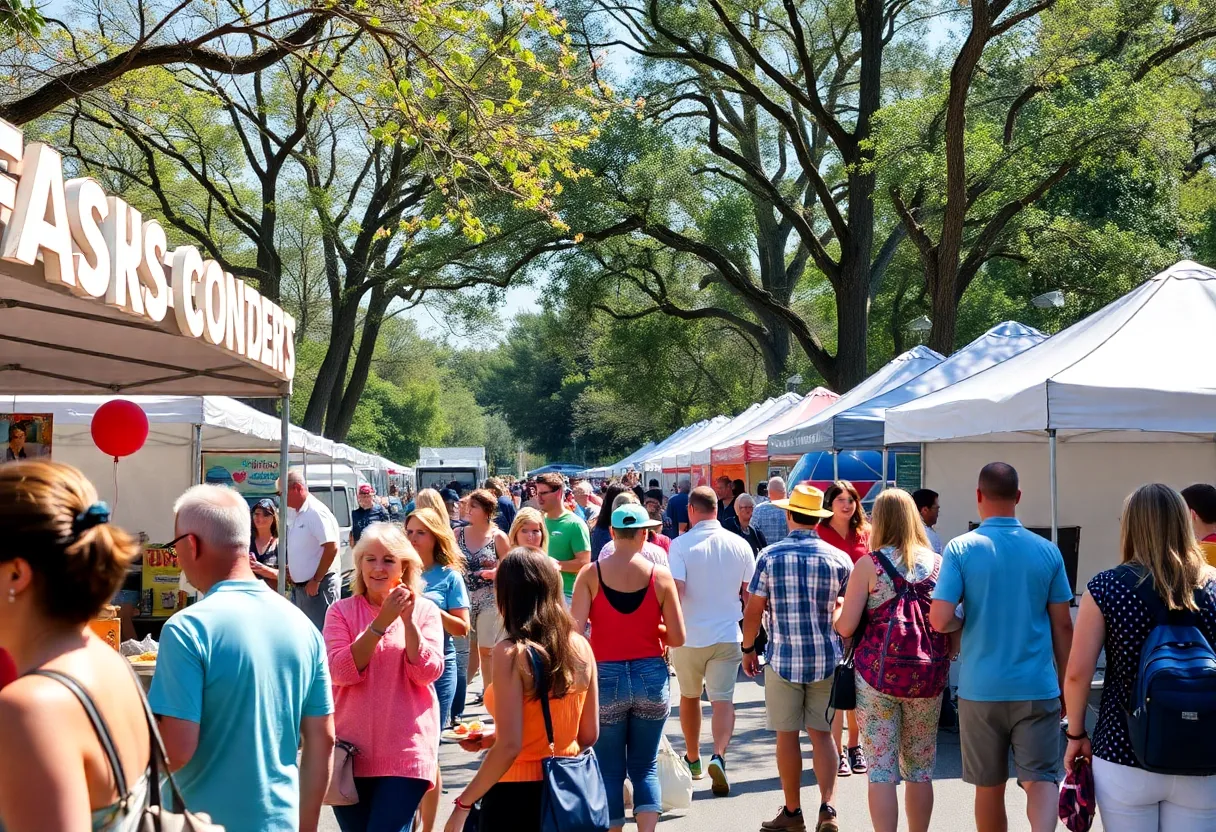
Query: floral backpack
854 549 950 699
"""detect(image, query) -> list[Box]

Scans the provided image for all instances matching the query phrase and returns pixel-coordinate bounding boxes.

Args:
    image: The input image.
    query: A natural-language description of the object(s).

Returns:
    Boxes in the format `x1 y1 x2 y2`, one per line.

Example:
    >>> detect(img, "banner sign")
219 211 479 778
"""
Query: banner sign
141 545 185 617
201 452 281 496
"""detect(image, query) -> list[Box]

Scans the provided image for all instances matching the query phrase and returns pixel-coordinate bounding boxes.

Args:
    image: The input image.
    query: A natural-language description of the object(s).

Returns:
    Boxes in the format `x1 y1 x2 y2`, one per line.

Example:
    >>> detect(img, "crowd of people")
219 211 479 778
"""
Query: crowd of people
0 458 1214 832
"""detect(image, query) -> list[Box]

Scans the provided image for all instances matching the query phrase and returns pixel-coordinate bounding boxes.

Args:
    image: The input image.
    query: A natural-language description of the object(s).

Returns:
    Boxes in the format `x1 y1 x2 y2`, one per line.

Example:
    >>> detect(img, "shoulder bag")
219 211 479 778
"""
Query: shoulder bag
528 647 610 832
324 740 360 805
31 664 224 832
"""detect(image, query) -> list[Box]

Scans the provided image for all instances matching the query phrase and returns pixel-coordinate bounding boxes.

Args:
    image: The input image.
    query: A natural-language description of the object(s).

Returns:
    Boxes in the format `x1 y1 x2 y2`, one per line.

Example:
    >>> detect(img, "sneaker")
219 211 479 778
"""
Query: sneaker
760 806 806 832
684 756 703 780
815 804 839 832
848 745 868 774
708 754 729 796
837 752 851 777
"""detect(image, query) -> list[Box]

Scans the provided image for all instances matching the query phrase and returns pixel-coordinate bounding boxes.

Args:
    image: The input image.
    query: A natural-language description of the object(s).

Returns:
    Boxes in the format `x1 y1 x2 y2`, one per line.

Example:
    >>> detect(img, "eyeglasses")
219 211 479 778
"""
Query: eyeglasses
165 532 193 551
536 488 557 497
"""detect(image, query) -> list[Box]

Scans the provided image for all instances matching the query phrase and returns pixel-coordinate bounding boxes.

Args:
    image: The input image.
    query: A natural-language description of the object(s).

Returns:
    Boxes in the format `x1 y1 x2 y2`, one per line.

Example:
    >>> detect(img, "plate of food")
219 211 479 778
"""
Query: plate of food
127 651 157 668
441 720 493 743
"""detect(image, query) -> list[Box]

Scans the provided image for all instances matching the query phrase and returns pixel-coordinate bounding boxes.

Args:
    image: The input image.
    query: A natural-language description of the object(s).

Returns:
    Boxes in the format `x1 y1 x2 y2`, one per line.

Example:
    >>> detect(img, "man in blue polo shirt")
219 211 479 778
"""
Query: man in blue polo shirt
151 484 335 832
667 477 692 536
930 463 1074 832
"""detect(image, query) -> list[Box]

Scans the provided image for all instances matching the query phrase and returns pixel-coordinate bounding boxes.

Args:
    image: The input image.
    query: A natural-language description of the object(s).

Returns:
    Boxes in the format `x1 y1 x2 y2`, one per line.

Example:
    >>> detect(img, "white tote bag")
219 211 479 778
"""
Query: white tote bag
657 734 693 811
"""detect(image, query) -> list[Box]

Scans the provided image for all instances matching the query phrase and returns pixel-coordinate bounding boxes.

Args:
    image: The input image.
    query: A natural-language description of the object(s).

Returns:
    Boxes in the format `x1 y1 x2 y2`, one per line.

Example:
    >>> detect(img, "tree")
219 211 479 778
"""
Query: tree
885 0 1216 351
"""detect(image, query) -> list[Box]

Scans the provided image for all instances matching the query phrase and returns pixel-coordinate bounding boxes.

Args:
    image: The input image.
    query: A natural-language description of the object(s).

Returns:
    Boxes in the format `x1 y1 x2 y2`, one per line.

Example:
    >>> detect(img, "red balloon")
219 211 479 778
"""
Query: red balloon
91 399 149 458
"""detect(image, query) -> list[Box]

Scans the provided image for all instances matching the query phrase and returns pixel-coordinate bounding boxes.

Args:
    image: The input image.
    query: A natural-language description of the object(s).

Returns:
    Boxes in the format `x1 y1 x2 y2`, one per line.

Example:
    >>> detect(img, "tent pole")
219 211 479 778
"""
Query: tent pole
833 450 839 481
190 424 203 485
1049 429 1059 545
881 448 888 493
279 395 290 597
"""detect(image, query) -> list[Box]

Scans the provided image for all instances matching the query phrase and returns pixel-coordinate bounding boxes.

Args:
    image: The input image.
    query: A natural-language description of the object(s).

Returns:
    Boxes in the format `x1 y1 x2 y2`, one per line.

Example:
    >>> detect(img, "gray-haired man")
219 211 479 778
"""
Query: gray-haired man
750 477 791 544
282 469 341 630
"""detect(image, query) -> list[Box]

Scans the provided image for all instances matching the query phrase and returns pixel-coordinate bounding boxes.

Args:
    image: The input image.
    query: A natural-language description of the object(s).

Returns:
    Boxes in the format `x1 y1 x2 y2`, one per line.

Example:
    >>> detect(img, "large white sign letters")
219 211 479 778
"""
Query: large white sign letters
0 118 296 381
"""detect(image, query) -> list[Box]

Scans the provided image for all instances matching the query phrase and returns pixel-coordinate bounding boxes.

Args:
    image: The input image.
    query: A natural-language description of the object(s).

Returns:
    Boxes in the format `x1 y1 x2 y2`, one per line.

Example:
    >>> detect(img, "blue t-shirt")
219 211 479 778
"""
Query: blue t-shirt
667 492 690 537
495 496 517 534
932 517 1074 702
148 581 333 832
421 564 470 655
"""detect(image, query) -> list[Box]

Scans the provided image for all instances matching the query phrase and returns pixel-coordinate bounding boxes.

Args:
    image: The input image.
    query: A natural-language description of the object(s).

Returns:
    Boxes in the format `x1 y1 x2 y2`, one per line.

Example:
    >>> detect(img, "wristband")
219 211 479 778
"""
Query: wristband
453 797 475 811
741 643 756 654
1065 729 1088 741
369 623 387 637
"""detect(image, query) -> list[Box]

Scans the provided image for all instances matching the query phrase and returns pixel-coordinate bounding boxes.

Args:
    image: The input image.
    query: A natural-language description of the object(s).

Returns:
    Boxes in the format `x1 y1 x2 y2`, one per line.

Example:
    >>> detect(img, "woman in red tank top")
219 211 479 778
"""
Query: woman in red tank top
572 504 686 832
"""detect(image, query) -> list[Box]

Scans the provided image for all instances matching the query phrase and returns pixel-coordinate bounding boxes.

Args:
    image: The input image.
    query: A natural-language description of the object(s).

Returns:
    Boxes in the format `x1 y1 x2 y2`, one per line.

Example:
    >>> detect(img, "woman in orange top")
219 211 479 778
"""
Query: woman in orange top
446 547 599 832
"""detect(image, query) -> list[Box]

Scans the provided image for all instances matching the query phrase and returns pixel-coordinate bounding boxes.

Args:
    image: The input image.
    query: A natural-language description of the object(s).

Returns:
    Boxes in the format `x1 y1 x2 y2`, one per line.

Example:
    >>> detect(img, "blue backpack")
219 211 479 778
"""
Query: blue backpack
1117 567 1216 775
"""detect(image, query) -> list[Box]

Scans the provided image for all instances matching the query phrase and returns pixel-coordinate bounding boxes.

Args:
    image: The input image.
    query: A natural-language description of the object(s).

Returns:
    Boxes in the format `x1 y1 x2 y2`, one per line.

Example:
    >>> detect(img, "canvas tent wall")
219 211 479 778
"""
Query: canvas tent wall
767 346 944 461
639 416 729 490
885 260 1216 590
710 388 840 488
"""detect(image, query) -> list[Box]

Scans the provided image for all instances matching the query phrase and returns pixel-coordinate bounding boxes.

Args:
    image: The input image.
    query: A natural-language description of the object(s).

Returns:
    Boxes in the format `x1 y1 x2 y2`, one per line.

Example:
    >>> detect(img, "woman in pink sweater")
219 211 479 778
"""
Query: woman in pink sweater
324 523 446 832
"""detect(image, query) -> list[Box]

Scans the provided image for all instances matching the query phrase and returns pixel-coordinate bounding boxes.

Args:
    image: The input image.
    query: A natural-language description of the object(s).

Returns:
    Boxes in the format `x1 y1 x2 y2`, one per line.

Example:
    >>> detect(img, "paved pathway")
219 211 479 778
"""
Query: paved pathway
322 670 1093 831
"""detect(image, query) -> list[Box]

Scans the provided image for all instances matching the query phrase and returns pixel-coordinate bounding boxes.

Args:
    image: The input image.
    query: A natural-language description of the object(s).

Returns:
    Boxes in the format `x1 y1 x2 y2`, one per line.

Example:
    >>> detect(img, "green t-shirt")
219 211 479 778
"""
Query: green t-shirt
545 510 591 595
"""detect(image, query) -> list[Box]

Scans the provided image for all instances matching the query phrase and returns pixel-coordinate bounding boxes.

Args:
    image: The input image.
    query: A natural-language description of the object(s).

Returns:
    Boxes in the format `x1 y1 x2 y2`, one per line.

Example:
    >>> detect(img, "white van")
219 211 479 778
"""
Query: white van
302 464 368 587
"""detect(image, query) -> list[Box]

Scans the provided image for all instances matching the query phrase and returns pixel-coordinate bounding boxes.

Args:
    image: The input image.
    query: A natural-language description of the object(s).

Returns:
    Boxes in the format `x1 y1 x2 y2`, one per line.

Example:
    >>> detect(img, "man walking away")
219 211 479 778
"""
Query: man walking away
536 472 591 603
715 475 738 526
724 494 768 556
929 463 1074 832
912 489 943 554
751 477 791 544
284 469 341 630
1181 483 1216 567
667 486 756 797
668 478 692 536
151 485 335 832
742 485 852 832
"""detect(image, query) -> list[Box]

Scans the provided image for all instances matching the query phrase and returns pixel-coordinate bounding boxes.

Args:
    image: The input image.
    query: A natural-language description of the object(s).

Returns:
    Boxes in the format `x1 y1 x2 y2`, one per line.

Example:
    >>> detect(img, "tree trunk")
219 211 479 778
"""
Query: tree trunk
303 294 358 432
328 285 390 441
832 260 871 391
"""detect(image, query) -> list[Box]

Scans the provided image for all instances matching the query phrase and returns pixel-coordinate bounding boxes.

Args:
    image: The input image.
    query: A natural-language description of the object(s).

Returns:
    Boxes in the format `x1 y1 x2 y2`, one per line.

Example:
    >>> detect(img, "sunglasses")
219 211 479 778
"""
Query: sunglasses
535 488 558 497
165 532 194 551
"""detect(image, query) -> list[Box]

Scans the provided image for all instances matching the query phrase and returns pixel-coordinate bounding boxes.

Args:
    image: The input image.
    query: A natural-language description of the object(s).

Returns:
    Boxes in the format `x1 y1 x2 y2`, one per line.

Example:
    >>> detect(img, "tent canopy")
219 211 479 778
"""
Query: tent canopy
885 261 1216 444
640 416 729 471
711 387 839 465
829 322 1046 450
685 393 802 467
767 346 944 456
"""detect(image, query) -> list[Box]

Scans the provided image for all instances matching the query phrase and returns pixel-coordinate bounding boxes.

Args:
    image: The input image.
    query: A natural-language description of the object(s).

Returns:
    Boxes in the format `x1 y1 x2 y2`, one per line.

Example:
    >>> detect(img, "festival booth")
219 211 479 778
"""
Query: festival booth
580 442 655 480
657 399 796 491
767 346 945 480
709 387 839 488
0 119 300 652
639 416 730 488
885 260 1216 592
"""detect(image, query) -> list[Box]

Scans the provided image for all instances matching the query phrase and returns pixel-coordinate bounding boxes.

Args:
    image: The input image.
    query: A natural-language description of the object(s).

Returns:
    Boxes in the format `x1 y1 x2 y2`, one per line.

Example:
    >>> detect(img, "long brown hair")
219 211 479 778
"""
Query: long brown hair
820 480 870 534
405 507 463 573
869 489 932 571
496 547 585 700
0 461 139 623
1121 483 1209 611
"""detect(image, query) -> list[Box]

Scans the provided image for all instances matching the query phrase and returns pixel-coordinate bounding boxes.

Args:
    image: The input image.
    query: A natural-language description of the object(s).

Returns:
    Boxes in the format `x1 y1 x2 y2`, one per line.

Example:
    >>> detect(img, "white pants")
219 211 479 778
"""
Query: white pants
1094 756 1216 831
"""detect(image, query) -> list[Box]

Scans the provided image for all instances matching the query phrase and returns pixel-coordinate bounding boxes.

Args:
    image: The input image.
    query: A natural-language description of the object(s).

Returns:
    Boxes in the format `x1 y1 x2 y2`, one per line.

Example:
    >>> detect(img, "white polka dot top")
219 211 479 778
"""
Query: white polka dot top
1087 564 1216 767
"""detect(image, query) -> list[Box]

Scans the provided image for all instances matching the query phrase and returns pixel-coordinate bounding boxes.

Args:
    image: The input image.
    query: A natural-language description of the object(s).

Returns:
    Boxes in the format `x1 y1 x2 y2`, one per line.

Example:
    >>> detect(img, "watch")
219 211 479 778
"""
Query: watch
741 643 756 654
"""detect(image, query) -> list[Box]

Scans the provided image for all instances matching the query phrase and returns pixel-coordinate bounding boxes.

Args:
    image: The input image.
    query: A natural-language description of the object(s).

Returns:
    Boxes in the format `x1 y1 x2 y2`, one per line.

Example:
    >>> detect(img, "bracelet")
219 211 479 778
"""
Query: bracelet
741 643 756 654
453 797 475 811
1065 729 1088 741
368 623 387 637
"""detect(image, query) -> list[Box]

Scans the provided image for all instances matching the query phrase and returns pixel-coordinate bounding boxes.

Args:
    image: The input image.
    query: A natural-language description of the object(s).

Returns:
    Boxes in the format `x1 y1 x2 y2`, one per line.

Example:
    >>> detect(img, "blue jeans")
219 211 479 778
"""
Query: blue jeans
433 653 457 728
595 656 670 826
453 635 470 722
333 776 429 832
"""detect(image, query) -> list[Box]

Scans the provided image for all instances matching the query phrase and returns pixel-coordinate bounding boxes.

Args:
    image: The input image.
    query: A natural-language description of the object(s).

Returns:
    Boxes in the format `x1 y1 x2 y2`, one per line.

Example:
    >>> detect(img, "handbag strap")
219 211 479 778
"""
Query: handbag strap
27 669 130 802
117 655 193 814
527 646 557 752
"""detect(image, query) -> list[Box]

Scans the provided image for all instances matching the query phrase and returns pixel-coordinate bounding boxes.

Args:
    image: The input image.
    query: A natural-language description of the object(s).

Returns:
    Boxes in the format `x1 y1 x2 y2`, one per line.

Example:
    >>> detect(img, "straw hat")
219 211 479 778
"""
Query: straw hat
769 484 834 518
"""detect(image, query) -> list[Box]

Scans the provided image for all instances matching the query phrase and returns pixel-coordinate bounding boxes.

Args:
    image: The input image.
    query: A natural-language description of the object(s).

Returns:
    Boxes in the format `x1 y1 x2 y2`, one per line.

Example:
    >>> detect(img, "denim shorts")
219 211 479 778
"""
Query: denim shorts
598 655 670 724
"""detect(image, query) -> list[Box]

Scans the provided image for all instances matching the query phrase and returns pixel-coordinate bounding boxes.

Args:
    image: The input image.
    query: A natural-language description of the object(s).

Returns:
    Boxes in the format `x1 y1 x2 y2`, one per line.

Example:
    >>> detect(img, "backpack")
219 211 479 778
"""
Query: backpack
854 549 950 699
1117 566 1216 775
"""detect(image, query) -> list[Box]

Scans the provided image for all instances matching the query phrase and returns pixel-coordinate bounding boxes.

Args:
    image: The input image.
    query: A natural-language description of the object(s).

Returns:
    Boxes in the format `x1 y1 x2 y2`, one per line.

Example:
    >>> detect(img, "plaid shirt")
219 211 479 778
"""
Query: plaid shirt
749 529 853 684
749 500 790 545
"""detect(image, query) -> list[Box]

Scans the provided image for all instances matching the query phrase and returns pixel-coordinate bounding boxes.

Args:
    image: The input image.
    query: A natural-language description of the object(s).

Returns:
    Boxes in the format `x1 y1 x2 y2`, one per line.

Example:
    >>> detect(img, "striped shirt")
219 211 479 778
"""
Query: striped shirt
748 529 853 684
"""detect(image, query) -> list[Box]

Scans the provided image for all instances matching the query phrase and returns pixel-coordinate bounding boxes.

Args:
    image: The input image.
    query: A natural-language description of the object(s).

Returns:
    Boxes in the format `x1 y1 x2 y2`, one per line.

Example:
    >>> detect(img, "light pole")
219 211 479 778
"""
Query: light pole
785 374 803 393
907 315 932 344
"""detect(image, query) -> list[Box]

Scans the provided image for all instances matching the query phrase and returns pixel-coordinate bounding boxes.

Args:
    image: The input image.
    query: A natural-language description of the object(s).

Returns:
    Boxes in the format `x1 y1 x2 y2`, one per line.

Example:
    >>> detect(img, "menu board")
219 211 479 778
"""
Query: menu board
895 454 922 491
1 413 52 463
201 452 280 497
142 546 185 617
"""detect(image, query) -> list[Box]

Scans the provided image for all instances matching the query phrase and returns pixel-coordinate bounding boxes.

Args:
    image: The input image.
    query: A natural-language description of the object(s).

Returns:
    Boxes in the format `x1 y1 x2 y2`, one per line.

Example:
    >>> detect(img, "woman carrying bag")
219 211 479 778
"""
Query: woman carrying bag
446 548 604 832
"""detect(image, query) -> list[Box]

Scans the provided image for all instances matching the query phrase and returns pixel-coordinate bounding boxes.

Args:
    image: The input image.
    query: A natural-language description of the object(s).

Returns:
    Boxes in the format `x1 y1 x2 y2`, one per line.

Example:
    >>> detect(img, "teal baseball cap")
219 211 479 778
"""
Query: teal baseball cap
611 503 662 530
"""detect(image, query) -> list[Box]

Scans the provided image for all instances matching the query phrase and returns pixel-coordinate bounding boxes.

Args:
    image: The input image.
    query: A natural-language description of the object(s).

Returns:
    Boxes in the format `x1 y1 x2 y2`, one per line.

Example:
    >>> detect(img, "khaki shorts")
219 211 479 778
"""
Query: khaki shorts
471 604 505 647
958 698 1062 786
670 642 742 702
764 667 834 733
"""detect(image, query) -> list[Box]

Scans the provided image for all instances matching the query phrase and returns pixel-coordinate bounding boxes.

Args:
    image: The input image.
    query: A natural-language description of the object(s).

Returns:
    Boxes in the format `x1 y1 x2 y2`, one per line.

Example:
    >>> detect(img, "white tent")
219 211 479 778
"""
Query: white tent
687 394 803 467
767 345 945 459
885 260 1216 587
639 417 730 472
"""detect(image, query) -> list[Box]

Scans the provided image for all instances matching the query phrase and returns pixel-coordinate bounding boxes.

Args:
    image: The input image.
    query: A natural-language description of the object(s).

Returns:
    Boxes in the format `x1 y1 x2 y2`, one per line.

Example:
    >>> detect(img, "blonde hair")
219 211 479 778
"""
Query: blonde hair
1121 483 1209 611
406 507 463 572
350 523 424 597
414 488 450 527
508 507 549 552
869 488 932 572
